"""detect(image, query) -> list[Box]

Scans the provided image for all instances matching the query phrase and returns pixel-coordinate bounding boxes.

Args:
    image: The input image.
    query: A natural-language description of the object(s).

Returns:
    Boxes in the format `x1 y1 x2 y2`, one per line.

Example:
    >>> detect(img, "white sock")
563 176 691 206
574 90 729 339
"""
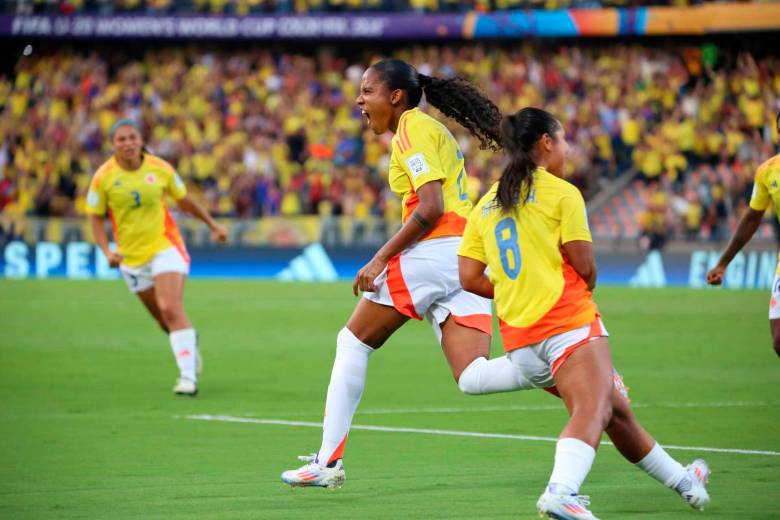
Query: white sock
458 356 536 394
169 328 198 382
316 327 374 466
548 437 596 494
636 443 687 488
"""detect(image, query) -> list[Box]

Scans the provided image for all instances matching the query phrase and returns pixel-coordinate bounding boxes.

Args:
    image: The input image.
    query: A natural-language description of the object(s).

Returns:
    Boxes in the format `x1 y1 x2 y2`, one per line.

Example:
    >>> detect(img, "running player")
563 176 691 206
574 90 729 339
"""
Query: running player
458 108 710 519
86 119 227 396
707 114 780 357
281 60 537 488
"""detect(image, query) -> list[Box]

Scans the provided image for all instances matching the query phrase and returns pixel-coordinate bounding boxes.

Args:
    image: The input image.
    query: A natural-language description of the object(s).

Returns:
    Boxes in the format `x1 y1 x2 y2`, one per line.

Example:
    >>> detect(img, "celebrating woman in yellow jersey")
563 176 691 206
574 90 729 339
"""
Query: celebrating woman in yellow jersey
458 108 710 519
86 119 227 397
282 59 539 488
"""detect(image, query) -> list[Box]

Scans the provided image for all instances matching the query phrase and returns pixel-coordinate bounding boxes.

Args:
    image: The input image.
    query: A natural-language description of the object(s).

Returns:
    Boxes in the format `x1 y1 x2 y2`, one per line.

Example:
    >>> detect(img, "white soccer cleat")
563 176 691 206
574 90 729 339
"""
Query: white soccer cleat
537 488 600 520
281 454 346 489
676 459 710 510
173 377 197 396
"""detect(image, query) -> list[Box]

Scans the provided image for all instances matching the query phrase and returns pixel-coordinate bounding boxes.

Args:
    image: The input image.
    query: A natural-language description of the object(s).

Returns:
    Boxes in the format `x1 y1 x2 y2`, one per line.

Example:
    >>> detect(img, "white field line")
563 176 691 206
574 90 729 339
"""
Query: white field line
183 414 780 457
240 400 779 418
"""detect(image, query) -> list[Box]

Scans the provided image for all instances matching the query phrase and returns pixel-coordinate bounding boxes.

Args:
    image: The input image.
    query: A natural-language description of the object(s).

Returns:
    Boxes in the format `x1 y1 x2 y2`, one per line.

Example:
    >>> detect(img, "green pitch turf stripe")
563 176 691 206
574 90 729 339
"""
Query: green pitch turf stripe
183 414 780 457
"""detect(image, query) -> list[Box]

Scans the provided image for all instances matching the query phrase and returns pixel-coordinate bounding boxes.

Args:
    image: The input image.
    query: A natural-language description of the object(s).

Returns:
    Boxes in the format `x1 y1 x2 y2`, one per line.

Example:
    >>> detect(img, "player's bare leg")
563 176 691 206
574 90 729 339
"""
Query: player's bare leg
439 317 536 395
535 339 613 519
154 272 198 395
769 318 780 357
606 387 710 509
282 298 408 488
135 287 168 333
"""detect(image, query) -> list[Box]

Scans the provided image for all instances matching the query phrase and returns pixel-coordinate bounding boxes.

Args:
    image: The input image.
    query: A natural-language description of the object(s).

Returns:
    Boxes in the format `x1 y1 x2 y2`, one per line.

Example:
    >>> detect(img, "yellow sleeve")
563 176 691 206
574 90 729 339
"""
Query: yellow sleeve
458 206 488 264
560 188 592 244
749 167 770 212
398 126 447 191
85 172 107 216
166 169 188 201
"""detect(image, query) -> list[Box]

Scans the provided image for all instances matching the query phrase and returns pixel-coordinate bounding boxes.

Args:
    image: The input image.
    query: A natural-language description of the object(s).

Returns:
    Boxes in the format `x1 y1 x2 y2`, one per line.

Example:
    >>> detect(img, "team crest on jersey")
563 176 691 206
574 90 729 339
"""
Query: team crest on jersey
145 174 156 184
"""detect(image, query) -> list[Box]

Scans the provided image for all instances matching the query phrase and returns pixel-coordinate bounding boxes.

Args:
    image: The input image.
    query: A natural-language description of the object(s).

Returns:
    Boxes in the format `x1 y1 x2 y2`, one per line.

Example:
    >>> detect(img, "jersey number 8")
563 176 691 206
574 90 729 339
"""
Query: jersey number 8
494 218 521 279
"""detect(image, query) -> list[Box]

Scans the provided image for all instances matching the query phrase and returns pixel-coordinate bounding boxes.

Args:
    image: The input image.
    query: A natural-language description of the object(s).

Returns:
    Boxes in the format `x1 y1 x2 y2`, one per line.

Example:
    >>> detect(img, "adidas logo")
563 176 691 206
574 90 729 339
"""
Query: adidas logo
629 250 667 287
278 243 338 282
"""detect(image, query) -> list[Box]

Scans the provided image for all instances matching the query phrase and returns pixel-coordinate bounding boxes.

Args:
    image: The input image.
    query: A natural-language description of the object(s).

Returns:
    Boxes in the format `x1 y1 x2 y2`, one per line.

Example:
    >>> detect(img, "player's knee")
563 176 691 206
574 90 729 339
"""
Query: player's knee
773 336 780 357
457 356 485 395
157 299 183 325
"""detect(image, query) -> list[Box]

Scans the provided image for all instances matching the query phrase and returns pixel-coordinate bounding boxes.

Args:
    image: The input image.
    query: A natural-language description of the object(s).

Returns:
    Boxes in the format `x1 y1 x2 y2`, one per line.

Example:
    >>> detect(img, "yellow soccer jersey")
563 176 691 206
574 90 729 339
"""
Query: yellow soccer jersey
459 168 597 351
388 108 472 241
86 154 189 267
749 153 780 273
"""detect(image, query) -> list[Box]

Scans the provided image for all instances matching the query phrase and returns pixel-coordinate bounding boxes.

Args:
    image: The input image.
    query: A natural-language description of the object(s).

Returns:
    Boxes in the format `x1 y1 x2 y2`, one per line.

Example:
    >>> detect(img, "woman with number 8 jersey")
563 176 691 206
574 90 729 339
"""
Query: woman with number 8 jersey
281 59 540 488
86 119 227 397
458 108 711 519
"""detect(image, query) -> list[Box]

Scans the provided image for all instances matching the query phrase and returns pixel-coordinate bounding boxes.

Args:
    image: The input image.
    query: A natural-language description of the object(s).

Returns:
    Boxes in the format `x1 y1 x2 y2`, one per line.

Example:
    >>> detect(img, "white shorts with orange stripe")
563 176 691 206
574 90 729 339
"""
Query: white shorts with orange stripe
769 274 780 320
506 318 610 388
364 236 492 343
119 246 190 293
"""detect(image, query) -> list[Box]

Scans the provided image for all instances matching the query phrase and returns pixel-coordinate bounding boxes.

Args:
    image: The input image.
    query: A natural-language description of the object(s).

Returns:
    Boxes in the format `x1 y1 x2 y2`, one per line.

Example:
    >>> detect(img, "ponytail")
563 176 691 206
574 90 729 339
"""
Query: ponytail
369 59 502 151
496 108 561 213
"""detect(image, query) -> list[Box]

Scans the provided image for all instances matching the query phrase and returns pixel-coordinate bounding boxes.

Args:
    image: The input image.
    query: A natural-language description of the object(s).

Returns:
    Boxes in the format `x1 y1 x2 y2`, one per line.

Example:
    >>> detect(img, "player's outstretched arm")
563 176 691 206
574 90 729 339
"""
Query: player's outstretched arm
89 214 122 267
458 256 493 299
175 194 228 244
562 240 597 291
707 208 764 285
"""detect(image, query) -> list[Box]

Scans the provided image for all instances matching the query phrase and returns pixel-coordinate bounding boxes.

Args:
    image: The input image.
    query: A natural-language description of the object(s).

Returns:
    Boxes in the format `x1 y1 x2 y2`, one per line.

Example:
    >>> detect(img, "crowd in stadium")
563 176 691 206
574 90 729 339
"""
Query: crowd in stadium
0 43 777 242
9 0 706 15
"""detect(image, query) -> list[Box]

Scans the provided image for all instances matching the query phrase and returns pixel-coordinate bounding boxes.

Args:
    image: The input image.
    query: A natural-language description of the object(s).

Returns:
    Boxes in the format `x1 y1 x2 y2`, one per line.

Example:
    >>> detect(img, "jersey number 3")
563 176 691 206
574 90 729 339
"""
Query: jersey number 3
495 218 521 279
130 190 141 208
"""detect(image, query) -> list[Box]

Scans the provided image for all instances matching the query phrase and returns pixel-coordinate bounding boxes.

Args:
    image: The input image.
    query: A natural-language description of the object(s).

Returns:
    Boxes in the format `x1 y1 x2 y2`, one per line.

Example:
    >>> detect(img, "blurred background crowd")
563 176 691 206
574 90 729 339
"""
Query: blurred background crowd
0 40 777 244
5 0 728 15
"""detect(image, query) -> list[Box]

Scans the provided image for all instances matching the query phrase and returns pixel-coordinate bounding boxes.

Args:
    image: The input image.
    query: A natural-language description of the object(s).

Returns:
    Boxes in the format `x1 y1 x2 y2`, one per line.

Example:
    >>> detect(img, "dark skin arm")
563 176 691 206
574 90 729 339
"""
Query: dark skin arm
458 256 494 299
706 208 764 285
353 180 444 295
562 240 597 291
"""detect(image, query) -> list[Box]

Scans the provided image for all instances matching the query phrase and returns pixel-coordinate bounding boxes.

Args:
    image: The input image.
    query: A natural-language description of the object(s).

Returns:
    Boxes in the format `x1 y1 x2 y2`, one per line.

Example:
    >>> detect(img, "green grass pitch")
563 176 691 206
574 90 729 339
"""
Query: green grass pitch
1 280 779 519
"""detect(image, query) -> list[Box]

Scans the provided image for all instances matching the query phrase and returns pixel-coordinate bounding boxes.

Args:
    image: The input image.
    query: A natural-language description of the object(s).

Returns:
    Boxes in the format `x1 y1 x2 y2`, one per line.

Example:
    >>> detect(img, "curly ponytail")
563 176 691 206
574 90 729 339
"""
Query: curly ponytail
370 59 502 151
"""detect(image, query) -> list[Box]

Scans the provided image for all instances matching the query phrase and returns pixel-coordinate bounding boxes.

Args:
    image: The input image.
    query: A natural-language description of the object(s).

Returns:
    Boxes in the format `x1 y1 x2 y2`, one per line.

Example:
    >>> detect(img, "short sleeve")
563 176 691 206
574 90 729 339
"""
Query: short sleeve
166 170 187 200
398 128 447 191
85 173 107 216
458 206 488 264
560 189 592 244
749 167 770 212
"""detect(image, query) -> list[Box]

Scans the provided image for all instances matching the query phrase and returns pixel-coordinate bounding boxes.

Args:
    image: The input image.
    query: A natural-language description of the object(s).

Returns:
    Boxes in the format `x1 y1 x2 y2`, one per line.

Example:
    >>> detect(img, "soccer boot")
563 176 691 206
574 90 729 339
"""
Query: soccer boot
537 487 600 520
676 459 710 510
281 454 346 489
173 377 197 396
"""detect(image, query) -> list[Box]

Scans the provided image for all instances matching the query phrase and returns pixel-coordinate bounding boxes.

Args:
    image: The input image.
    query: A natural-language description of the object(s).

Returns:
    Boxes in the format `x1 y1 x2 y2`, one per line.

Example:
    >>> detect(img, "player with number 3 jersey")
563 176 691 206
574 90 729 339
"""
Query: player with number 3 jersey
86 119 227 397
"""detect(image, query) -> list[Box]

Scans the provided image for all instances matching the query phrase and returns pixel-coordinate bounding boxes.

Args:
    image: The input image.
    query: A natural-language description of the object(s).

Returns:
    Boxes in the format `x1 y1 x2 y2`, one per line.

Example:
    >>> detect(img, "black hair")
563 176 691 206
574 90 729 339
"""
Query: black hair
496 107 561 212
369 59 502 151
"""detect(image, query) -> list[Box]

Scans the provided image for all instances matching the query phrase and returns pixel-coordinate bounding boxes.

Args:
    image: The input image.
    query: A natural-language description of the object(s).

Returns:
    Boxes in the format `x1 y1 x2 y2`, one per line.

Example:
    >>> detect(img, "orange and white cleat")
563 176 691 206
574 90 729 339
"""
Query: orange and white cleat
281 454 345 489
537 487 600 520
676 459 710 510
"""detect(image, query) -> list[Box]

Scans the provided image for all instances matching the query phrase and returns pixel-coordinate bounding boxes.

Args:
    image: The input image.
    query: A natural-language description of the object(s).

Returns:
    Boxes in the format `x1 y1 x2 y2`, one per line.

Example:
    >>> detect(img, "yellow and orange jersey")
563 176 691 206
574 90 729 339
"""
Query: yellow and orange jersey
388 107 472 241
749 152 780 273
86 154 188 267
458 168 596 351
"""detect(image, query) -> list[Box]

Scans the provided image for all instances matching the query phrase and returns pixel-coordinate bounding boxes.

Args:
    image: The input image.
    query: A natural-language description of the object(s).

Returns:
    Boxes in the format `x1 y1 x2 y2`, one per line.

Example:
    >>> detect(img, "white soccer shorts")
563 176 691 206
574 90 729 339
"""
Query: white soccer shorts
120 246 190 293
769 273 780 320
507 318 610 388
364 236 492 342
